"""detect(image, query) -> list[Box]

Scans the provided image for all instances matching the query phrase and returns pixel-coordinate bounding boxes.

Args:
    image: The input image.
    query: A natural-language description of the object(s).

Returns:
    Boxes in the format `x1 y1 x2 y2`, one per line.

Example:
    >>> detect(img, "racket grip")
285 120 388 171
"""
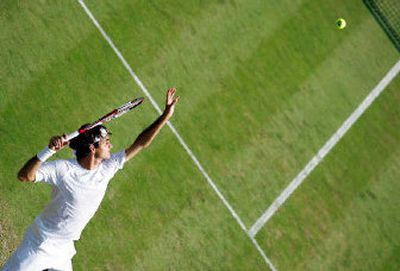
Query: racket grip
65 131 80 142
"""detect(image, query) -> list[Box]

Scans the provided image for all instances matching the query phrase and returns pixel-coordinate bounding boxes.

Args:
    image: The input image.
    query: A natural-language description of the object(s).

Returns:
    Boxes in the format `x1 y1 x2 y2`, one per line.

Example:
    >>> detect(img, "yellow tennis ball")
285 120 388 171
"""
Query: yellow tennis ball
336 18 346 29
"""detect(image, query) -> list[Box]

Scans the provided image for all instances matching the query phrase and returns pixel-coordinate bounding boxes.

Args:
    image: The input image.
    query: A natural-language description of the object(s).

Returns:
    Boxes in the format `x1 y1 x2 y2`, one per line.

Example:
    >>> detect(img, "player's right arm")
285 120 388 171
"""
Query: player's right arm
17 136 66 182
17 156 43 182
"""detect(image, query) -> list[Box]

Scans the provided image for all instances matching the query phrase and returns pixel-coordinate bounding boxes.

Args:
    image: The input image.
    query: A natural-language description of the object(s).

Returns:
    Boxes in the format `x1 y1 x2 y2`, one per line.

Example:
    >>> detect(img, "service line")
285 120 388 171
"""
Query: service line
249 59 400 238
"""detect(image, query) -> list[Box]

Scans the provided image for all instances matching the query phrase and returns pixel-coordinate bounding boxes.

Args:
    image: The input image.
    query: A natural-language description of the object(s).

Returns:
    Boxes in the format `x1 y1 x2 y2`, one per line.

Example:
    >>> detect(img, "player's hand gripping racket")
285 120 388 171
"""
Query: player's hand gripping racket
65 97 144 142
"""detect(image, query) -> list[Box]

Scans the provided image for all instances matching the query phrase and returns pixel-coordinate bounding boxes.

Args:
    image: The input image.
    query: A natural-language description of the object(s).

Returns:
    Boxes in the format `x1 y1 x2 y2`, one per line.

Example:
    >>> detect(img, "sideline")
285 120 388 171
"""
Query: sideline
77 1 277 270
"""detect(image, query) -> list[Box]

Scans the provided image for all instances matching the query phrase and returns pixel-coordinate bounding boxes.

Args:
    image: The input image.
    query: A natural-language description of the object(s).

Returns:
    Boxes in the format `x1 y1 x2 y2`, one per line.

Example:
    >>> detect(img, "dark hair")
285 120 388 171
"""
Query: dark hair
69 124 110 160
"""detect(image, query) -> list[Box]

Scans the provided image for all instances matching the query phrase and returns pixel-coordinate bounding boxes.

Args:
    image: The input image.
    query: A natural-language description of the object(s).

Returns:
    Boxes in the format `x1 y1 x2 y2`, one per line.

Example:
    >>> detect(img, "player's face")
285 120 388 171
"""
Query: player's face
95 136 112 160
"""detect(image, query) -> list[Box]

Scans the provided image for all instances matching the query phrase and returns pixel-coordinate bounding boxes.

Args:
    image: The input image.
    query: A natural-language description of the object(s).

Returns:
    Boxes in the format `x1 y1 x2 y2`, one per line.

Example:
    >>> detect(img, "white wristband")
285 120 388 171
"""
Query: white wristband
37 146 56 162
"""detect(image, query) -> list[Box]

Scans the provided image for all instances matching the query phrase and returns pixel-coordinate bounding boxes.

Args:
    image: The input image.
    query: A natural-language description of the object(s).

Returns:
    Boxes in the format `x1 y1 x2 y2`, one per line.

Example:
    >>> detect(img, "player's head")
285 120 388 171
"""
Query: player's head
69 124 113 160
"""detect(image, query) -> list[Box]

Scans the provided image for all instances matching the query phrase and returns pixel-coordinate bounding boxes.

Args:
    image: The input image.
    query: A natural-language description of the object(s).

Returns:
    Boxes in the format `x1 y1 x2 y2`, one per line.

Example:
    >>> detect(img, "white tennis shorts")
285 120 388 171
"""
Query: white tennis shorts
2 227 76 271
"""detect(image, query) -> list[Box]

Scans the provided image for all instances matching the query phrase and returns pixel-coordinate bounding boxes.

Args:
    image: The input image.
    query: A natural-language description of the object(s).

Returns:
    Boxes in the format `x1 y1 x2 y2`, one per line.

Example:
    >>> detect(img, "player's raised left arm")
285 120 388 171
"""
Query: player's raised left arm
125 88 180 162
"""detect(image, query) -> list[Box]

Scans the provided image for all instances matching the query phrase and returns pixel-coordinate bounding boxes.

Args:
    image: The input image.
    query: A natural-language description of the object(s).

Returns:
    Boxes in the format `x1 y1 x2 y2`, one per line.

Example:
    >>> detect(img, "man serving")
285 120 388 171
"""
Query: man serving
2 88 180 271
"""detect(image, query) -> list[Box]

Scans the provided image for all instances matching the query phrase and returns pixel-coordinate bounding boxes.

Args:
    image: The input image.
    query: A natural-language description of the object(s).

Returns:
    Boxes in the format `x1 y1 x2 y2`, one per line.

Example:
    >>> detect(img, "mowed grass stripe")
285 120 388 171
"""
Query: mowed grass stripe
81 0 369 226
305 154 400 270
249 58 400 237
189 1 382 224
84 0 306 110
0 1 95 113
121 0 397 225
1 1 269 270
211 3 395 225
78 0 244 225
77 2 277 268
238 13 400 226
257 76 400 270
74 1 396 270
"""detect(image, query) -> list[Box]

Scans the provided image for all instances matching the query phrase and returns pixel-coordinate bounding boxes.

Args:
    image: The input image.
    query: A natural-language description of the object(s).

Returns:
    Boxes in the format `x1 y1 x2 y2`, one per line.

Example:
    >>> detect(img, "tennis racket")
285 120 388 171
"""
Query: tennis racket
65 97 144 142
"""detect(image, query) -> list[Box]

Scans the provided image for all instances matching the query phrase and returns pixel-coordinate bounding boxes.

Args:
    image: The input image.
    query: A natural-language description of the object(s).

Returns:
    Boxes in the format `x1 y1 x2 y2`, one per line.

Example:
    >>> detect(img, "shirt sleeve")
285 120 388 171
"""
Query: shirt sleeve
113 150 126 170
35 160 59 185
106 150 126 172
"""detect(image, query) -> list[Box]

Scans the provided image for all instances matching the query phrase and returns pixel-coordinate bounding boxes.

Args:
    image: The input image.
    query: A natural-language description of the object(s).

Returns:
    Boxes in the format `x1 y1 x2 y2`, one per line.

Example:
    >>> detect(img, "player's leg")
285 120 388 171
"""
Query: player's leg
46 258 73 271
1 230 49 271
41 239 75 271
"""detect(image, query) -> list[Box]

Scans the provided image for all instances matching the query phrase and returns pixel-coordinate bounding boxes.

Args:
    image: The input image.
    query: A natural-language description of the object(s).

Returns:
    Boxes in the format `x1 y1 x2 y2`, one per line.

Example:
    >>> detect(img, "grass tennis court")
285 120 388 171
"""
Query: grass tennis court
1 0 399 270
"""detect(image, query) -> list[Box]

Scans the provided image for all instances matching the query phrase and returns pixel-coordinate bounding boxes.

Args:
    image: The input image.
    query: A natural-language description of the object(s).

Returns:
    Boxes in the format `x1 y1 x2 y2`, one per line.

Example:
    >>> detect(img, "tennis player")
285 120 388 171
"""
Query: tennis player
2 88 180 271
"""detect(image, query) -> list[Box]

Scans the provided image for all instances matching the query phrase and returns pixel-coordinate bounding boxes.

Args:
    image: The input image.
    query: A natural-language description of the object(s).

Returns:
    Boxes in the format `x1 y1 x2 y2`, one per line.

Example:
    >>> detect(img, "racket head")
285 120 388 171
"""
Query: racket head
85 97 144 129
107 97 144 120
74 97 144 136
116 97 144 114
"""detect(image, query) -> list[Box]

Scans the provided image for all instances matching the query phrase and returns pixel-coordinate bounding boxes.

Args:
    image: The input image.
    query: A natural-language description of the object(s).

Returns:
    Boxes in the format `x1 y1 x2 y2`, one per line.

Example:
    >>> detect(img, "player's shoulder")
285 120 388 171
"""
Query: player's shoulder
102 151 126 168
46 158 74 170
108 150 125 161
37 159 72 180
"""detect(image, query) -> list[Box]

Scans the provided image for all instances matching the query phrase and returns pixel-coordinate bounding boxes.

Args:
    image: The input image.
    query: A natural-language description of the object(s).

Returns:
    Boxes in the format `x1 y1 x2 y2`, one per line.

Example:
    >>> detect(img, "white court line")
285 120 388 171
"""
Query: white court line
77 1 277 270
249 59 400 238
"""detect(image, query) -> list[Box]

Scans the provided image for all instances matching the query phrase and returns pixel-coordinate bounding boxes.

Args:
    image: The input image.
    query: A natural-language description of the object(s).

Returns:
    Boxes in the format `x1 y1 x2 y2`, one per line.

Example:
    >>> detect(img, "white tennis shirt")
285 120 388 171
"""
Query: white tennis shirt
32 151 126 241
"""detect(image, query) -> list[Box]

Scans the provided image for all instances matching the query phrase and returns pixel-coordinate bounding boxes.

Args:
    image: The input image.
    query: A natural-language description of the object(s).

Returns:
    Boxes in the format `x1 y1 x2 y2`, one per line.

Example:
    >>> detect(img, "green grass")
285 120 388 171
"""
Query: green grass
1 0 399 270
258 76 400 270
81 0 399 226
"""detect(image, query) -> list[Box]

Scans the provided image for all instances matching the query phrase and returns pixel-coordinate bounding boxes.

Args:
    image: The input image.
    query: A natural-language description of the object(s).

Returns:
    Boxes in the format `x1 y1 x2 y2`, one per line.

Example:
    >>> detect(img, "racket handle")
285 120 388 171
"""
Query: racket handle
65 131 80 142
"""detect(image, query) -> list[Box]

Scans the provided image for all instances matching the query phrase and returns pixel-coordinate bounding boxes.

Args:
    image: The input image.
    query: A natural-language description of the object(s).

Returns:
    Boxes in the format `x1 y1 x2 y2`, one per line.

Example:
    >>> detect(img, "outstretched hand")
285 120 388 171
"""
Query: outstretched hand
164 88 180 119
